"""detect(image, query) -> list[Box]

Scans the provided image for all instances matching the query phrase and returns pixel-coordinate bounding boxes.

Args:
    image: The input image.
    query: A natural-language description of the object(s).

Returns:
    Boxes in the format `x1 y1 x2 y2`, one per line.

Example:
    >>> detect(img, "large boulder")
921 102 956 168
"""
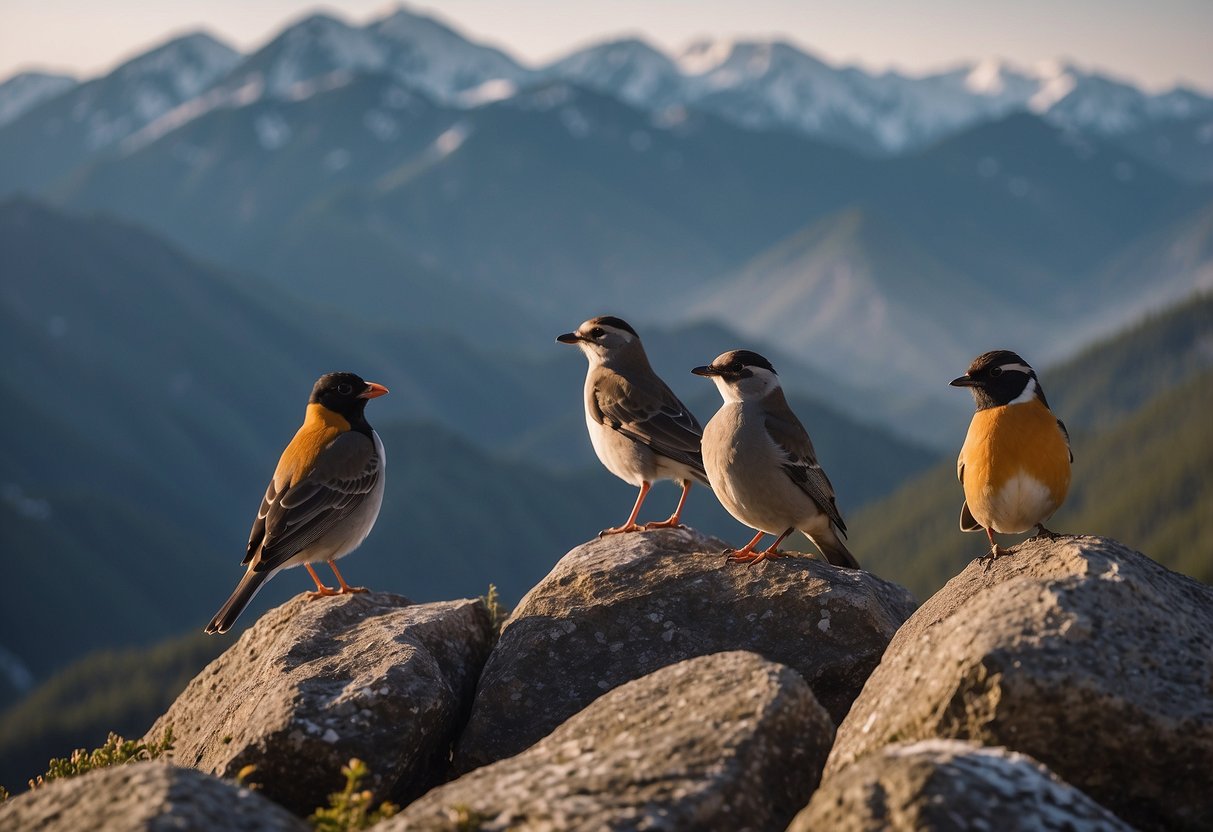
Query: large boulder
827 535 1213 831
791 740 1131 831
150 593 491 815
385 651 833 831
454 528 916 771
0 762 306 832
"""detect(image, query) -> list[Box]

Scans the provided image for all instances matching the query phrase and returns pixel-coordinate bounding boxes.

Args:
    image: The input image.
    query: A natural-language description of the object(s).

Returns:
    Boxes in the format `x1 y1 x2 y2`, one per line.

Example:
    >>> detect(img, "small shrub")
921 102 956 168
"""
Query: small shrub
480 584 509 637
28 726 174 790
309 758 398 832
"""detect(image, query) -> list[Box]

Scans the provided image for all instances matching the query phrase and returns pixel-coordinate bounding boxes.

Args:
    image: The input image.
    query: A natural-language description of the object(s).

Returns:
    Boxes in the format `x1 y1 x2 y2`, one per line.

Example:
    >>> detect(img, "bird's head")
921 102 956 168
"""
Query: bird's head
692 350 779 403
950 350 1040 409
556 316 641 365
310 372 389 421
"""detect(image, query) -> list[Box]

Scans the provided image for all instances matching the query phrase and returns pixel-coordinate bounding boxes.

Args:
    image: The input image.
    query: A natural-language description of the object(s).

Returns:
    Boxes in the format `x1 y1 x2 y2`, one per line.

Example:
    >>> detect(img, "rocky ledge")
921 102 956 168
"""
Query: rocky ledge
1 531 1207 831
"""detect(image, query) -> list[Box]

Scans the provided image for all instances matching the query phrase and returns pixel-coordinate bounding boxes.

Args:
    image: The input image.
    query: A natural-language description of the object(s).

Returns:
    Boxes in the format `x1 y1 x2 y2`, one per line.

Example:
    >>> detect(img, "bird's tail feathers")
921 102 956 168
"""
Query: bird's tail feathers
205 569 270 635
807 525 860 570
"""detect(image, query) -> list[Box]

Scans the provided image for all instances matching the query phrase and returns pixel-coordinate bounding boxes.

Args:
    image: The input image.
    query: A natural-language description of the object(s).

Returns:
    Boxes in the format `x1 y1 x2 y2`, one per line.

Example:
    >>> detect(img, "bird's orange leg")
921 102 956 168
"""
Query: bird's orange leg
745 528 796 566
328 560 368 594
305 563 340 598
600 481 651 536
980 527 1010 569
724 530 768 563
644 481 692 530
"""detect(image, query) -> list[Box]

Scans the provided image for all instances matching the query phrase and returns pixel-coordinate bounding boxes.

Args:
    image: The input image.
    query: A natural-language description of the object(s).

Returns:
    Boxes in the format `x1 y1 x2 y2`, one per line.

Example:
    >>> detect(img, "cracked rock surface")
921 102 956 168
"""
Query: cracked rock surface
827 535 1213 831
149 593 492 814
0 762 307 832
454 528 916 772
791 740 1131 831
386 651 833 832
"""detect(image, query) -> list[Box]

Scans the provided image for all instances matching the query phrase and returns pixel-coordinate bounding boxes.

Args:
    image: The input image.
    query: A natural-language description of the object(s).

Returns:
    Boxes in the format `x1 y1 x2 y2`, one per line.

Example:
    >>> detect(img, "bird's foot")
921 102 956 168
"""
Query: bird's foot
1032 524 1064 541
643 518 686 531
978 546 1011 572
306 585 341 599
599 524 644 537
338 585 369 595
725 548 784 565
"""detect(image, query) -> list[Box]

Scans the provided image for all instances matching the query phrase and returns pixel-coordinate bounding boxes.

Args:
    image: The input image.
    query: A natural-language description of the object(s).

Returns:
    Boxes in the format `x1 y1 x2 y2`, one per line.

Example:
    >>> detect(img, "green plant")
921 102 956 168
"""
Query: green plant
28 726 174 790
309 758 398 831
480 584 509 637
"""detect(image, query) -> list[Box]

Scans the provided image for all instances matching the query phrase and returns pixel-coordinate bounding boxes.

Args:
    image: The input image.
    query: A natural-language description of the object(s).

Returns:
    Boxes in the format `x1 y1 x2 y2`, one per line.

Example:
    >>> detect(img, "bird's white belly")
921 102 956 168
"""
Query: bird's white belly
586 411 650 486
984 471 1056 534
703 405 819 534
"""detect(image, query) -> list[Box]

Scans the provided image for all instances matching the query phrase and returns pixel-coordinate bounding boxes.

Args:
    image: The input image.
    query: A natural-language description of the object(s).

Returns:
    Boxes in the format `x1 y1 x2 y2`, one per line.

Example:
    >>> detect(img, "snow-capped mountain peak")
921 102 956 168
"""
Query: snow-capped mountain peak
219 4 527 107
0 71 77 127
545 37 681 109
544 36 1213 153
28 31 243 151
676 38 736 76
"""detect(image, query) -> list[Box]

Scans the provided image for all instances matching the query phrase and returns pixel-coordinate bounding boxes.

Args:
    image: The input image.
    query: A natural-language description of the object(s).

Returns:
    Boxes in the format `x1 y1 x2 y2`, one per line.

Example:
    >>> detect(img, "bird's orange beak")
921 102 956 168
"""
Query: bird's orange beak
359 382 389 399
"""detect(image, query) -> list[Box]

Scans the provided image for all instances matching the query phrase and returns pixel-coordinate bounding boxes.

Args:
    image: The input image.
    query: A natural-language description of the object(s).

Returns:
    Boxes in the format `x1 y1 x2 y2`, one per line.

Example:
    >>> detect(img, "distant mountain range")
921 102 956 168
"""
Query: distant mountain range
2 5 1211 180
3 7 1210 448
0 197 935 690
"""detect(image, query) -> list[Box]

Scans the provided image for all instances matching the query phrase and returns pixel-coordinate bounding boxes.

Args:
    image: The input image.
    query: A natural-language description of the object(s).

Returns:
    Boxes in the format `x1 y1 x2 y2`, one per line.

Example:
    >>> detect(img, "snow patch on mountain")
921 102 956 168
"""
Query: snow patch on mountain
545 37 1213 153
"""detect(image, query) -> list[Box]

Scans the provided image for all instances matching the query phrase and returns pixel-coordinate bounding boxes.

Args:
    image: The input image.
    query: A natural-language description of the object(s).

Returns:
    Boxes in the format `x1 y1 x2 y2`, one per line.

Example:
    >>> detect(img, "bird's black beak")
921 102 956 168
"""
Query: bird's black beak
359 382 389 399
691 365 720 377
949 375 977 388
557 332 581 344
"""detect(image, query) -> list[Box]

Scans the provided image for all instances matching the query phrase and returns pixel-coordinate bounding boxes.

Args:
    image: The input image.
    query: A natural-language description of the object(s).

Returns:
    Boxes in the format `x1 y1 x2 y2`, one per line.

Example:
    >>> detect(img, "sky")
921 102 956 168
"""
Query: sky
1 0 1211 91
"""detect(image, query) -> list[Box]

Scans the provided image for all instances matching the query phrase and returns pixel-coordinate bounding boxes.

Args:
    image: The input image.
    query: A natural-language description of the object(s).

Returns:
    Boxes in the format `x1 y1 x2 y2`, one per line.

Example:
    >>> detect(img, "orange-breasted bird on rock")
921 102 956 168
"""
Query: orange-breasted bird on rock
951 350 1072 562
205 372 388 634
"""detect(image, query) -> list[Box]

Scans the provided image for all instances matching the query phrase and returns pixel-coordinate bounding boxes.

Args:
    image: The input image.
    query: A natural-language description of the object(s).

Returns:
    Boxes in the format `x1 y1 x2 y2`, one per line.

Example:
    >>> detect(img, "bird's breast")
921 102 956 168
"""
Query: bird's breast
273 404 349 488
960 399 1071 533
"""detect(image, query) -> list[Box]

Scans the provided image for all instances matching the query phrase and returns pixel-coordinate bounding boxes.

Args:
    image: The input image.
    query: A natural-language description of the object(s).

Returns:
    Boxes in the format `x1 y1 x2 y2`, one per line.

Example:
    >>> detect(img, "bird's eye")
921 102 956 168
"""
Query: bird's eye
590 327 604 339
730 362 743 373
337 383 353 395
990 367 1003 378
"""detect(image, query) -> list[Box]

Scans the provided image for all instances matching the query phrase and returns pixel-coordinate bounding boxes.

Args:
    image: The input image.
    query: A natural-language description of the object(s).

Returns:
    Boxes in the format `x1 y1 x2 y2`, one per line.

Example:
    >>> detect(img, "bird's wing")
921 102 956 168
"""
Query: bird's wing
1057 418 1074 463
591 369 706 476
763 402 848 535
246 431 382 573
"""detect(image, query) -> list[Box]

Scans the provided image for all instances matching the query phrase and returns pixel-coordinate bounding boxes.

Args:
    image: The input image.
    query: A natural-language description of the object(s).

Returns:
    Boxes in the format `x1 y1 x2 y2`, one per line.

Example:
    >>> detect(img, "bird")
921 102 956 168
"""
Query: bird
205 372 389 635
557 316 708 535
692 350 858 568
951 350 1072 561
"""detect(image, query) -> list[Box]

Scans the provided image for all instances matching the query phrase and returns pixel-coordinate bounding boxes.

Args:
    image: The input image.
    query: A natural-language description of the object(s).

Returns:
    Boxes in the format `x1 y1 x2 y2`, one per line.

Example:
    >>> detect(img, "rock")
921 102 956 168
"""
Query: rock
0 761 306 832
827 535 1213 831
385 651 833 831
454 528 915 771
149 593 491 815
791 740 1132 831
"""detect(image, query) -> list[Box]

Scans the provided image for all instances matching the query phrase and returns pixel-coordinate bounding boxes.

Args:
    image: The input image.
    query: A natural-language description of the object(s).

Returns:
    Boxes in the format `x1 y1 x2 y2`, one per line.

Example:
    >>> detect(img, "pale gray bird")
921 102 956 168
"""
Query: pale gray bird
557 316 708 535
693 350 859 568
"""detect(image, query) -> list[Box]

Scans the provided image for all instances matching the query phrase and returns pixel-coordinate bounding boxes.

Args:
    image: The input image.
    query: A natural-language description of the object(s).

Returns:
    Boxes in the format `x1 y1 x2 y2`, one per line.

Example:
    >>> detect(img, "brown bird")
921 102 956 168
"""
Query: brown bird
557 316 708 535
